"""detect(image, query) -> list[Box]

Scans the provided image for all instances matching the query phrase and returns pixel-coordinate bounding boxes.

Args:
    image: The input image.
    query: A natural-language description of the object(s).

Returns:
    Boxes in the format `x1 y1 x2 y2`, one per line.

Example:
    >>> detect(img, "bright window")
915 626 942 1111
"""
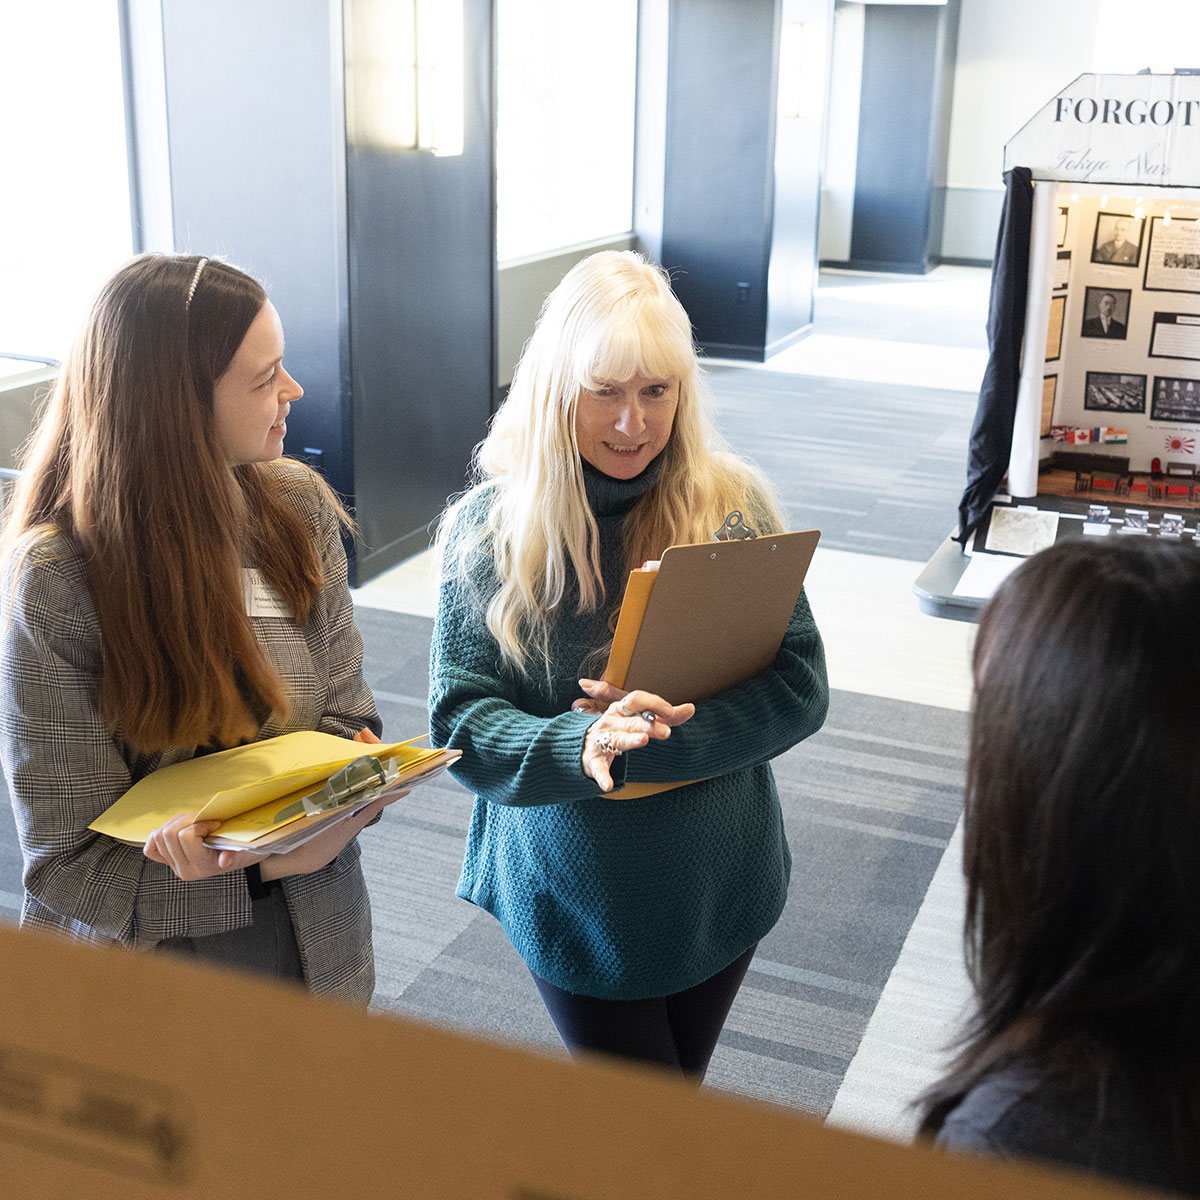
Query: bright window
496 0 638 262
0 3 133 359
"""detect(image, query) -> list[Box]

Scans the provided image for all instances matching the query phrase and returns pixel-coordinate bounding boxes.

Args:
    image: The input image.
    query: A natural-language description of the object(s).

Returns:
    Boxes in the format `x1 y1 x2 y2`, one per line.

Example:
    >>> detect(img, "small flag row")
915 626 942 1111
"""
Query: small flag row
1050 425 1128 445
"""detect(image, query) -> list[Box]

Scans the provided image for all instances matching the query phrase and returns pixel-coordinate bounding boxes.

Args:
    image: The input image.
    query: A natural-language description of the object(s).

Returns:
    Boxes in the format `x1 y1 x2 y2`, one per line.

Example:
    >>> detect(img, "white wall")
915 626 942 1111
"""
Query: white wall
497 236 636 387
940 0 1102 261
940 0 1200 261
946 0 1102 193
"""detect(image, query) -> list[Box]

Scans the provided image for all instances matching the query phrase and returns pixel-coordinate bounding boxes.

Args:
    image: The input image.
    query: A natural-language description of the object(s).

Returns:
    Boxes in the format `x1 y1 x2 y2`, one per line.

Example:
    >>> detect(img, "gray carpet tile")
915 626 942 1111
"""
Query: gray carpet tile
706 367 976 560
0 801 21 914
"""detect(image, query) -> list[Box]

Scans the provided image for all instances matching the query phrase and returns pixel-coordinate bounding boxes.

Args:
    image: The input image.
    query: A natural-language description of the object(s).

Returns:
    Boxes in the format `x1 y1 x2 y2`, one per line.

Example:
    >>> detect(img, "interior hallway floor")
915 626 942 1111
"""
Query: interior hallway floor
0 265 990 1145
347 265 990 1140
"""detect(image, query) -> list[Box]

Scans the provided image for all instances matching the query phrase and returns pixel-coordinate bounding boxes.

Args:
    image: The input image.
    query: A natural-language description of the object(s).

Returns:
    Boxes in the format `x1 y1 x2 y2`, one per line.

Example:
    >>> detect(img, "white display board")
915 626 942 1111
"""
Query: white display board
1003 74 1200 491
1005 73 1200 188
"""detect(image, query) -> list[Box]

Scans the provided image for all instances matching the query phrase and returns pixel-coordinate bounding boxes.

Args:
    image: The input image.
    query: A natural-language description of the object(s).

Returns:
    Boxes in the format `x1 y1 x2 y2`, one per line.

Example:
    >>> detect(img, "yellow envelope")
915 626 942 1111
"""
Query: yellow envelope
89 730 415 845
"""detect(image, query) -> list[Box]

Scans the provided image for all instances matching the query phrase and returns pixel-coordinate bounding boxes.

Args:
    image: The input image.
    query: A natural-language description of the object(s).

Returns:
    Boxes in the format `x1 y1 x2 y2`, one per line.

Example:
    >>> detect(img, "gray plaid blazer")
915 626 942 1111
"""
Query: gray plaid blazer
0 463 381 1002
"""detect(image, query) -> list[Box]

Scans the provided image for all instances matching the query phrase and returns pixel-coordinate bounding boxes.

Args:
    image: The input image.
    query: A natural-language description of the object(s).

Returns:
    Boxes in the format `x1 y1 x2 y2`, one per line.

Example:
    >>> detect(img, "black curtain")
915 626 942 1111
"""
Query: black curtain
955 166 1034 544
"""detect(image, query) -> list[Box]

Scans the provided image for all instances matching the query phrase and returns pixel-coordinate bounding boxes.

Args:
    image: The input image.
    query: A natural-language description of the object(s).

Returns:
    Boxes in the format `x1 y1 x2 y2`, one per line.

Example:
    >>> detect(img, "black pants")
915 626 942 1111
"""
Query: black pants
156 886 305 985
530 945 757 1080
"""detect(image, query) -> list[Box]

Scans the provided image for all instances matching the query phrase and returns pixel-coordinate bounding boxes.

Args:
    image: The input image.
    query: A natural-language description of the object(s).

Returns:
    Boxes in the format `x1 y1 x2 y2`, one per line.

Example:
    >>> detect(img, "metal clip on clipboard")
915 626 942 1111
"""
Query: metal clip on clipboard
274 755 401 824
712 510 757 541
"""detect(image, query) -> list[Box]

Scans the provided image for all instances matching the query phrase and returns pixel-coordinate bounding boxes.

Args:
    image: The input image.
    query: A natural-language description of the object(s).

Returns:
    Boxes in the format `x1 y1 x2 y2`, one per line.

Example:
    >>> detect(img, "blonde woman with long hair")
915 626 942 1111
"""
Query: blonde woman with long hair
431 250 828 1075
0 254 404 1000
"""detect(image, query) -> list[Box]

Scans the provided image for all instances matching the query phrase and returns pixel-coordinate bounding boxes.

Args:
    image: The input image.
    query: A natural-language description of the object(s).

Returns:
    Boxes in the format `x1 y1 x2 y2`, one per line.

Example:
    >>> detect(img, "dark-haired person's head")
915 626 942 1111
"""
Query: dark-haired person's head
66 254 272 478
965 537 1200 1068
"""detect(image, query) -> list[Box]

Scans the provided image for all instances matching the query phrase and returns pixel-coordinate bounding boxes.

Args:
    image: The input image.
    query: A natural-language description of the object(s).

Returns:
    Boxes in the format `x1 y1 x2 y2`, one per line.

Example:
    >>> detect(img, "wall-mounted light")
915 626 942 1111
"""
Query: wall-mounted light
1099 195 1108 209
1165 209 1173 226
348 0 463 156
415 0 463 156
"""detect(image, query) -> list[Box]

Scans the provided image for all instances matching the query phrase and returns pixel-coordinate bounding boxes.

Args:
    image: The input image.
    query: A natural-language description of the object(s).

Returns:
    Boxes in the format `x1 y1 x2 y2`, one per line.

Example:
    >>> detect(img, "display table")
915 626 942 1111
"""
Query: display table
915 491 1200 622
912 535 984 622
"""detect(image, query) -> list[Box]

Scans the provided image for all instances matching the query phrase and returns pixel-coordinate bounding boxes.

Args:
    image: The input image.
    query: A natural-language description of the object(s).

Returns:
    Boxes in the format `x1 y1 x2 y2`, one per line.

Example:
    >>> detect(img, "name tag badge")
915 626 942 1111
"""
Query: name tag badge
243 568 293 619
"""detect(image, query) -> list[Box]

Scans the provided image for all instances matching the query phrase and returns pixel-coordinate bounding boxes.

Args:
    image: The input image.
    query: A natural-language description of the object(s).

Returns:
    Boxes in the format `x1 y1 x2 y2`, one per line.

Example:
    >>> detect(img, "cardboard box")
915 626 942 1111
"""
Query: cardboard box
0 923 1150 1197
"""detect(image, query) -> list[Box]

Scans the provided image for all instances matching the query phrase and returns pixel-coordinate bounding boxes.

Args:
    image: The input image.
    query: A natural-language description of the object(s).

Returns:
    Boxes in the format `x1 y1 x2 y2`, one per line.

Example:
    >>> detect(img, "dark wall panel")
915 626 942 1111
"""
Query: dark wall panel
661 0 777 358
161 0 351 499
850 4 940 271
159 0 497 584
344 0 496 574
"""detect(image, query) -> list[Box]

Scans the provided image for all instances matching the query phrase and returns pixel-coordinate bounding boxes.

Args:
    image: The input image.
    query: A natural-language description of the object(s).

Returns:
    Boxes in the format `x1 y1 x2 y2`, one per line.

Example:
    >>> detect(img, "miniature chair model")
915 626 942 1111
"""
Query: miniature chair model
1074 468 1094 492
1166 461 1195 500
1147 460 1167 502
1166 460 1195 477
1116 473 1133 498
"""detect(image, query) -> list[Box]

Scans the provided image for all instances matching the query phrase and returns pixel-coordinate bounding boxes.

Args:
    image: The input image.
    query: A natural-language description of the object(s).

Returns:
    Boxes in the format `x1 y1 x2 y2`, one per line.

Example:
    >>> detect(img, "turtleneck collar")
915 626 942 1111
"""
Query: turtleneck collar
581 454 664 519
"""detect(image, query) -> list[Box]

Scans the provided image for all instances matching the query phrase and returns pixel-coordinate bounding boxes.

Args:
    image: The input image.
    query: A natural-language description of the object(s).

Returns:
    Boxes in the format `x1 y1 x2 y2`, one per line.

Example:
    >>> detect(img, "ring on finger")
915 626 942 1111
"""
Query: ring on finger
595 732 622 756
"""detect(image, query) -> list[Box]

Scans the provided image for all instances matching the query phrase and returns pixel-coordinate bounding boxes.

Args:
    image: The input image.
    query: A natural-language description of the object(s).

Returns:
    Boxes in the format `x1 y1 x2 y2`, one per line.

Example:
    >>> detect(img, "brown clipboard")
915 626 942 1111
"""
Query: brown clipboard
605 528 821 702
599 528 820 800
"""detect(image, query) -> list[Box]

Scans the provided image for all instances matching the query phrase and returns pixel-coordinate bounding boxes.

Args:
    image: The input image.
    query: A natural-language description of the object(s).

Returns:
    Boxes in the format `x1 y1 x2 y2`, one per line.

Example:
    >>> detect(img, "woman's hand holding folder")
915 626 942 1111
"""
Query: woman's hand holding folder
143 812 258 880
258 786 407 880
142 726 411 881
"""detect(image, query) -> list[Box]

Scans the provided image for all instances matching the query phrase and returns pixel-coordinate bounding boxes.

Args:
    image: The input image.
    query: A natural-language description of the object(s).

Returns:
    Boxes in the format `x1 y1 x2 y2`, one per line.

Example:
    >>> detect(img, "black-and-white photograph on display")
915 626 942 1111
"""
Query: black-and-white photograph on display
1144 216 1200 293
1151 375 1200 422
1091 213 1144 267
1149 313 1200 361
1080 287 1131 339
1053 250 1071 292
1122 509 1150 534
1085 371 1147 413
983 508 1060 557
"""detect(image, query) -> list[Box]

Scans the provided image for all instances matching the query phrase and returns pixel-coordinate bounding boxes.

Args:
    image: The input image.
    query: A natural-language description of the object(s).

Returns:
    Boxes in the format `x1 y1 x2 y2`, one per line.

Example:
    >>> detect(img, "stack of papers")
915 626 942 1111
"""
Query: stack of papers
89 731 460 854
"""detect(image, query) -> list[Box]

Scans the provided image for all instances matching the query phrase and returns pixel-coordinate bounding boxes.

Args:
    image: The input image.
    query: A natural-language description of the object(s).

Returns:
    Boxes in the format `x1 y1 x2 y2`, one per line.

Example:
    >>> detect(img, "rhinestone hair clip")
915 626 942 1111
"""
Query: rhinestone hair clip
185 257 209 310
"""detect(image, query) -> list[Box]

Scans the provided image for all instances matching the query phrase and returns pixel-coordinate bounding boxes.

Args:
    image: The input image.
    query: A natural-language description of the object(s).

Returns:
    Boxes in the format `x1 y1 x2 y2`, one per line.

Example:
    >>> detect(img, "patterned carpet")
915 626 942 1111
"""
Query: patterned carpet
708 366 976 560
355 606 967 1115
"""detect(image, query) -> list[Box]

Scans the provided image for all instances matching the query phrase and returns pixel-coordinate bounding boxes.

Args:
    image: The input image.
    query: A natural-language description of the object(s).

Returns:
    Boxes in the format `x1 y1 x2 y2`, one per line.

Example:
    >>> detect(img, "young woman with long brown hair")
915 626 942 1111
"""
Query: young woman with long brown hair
920 537 1200 1195
0 253 401 1000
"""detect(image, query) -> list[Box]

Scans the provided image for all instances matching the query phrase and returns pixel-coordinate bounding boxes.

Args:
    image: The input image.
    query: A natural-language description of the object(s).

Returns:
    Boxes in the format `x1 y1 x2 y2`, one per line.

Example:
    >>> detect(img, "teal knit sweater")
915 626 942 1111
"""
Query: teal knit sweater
429 462 829 1001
